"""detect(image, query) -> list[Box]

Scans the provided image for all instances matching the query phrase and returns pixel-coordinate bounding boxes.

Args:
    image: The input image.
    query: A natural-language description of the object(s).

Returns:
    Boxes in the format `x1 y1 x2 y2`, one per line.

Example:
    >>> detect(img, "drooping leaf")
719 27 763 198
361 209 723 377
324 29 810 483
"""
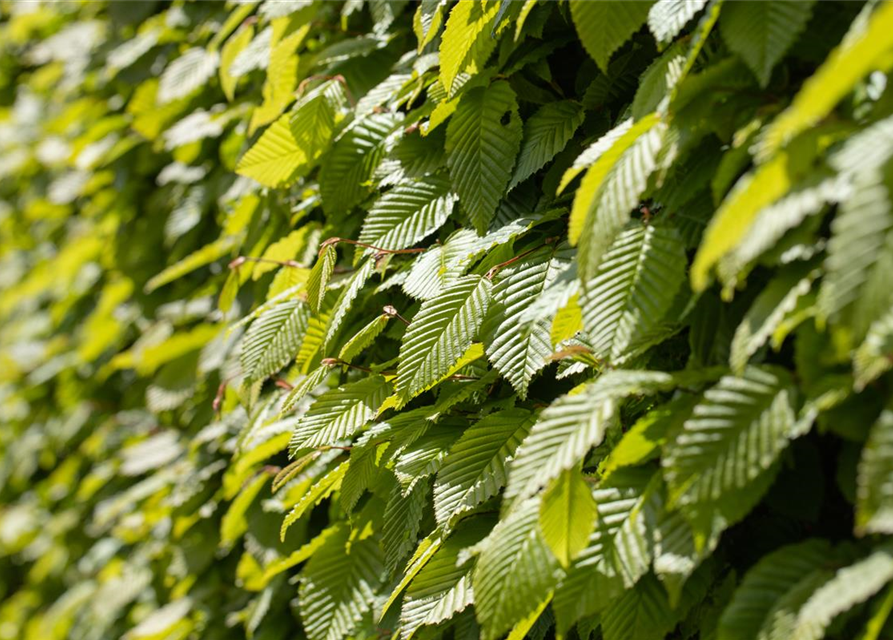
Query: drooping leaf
241 299 309 383
396 275 493 401
539 467 598 568
581 224 687 364
434 408 535 526
446 81 523 233
720 1 816 87
358 175 457 253
474 497 563 640
289 375 393 453
570 0 654 72
299 525 385 640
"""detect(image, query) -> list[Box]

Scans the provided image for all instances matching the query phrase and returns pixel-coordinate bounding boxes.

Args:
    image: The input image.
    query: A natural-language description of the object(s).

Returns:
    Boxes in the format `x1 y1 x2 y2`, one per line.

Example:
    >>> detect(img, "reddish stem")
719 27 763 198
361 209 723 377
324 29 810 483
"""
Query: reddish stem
320 237 426 257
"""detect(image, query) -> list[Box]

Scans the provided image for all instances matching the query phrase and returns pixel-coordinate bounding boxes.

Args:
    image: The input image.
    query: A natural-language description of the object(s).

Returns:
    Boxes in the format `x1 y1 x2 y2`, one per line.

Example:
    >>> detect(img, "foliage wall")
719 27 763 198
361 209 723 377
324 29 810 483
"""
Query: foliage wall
3 0 893 639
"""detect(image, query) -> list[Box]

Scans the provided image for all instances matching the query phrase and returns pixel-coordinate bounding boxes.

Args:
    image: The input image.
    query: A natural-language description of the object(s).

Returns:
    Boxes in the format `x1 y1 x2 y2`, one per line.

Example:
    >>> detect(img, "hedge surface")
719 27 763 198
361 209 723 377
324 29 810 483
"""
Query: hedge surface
2 1 893 639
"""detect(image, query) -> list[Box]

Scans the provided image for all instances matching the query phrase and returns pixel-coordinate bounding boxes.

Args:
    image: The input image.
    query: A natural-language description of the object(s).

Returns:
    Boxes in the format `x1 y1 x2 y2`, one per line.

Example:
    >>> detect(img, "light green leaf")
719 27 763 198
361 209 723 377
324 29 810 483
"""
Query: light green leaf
440 0 500 94
145 236 237 293
759 0 893 158
358 175 456 253
396 275 493 401
474 497 563 640
289 375 393 452
241 299 309 383
539 467 597 568
572 115 665 280
446 81 522 233
434 408 535 526
663 366 797 508
552 468 662 631
581 224 687 364
509 101 585 191
299 524 385 640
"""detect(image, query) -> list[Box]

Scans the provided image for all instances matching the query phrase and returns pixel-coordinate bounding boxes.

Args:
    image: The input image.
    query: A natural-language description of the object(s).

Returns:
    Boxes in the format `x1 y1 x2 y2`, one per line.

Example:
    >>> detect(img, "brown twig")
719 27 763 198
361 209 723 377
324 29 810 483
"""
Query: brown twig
383 305 410 325
486 237 558 280
229 256 301 270
320 237 426 258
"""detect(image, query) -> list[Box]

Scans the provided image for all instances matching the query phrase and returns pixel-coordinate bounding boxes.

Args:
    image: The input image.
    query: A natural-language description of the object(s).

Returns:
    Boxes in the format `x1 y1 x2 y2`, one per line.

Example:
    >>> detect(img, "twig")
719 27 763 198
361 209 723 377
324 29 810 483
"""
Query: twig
486 237 558 280
229 256 301 270
383 305 410 325
320 237 426 257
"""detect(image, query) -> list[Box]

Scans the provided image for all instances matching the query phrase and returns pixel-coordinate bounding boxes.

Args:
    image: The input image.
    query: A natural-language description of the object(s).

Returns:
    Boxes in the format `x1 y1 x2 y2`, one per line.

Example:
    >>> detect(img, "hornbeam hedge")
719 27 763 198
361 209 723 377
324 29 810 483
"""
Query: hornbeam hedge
3 0 893 638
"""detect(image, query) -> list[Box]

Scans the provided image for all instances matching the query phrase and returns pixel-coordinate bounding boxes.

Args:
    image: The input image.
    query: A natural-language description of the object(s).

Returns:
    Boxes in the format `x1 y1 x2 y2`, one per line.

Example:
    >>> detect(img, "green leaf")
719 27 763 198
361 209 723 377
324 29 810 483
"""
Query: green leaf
663 366 798 508
506 370 683 505
818 165 893 340
474 497 563 640
446 81 523 233
572 115 666 280
396 275 493 401
539 467 597 568
145 236 237 293
440 0 500 94
759 0 893 158
509 101 585 191
307 244 337 315
220 473 269 548
158 48 219 104
552 468 662 631
236 81 345 187
730 265 818 374
648 0 708 45
323 258 376 348
793 544 893 640
320 113 402 217
581 224 687 364
299 524 385 640
289 375 393 452
281 364 333 416
400 518 492 640
720 1 816 87
486 245 572 398
415 0 448 51
434 408 535 526
220 25 254 101
854 305 893 391
241 299 309 383
339 314 390 363
384 478 429 574
358 175 457 253
281 461 351 539
570 0 653 72
718 539 833 640
857 408 893 535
